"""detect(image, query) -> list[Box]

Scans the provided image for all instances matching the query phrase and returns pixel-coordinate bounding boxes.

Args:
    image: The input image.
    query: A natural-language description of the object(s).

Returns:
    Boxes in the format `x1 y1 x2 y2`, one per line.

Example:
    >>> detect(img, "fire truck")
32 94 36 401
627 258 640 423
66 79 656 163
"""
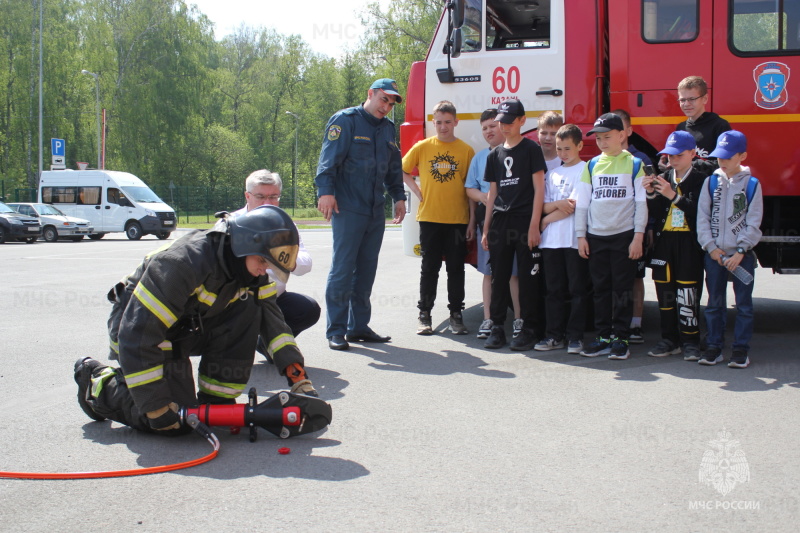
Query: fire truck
400 0 800 272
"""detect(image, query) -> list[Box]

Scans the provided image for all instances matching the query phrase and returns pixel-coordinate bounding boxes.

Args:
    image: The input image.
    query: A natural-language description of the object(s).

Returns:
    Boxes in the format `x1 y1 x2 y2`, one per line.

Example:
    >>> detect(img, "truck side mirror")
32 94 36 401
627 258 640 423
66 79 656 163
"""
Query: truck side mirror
450 0 465 29
450 27 462 58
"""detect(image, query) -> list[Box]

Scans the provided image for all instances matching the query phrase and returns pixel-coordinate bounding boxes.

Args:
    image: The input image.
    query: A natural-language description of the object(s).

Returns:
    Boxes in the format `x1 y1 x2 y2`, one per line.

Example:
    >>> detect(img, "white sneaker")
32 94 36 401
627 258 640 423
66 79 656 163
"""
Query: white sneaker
512 318 524 338
534 337 565 351
477 319 493 339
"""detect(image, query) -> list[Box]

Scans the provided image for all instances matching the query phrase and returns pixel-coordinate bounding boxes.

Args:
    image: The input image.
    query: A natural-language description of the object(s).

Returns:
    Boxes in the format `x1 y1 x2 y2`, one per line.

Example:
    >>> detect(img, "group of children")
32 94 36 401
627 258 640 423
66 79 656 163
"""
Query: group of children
402 76 762 369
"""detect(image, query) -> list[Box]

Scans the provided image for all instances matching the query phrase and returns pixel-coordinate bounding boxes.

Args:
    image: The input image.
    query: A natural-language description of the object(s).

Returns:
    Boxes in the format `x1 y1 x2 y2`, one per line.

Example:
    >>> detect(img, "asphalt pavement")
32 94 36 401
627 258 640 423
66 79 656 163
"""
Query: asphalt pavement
0 228 798 532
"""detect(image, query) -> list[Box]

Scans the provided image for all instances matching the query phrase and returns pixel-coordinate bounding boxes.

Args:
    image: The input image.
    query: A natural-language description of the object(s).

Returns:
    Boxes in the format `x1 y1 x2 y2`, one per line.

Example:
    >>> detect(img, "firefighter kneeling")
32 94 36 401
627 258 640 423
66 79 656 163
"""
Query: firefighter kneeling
74 205 318 435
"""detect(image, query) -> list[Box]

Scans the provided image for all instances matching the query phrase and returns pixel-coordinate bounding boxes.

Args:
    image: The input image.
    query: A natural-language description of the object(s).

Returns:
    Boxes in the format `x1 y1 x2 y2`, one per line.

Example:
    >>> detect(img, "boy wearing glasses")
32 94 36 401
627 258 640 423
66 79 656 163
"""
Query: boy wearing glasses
676 76 731 160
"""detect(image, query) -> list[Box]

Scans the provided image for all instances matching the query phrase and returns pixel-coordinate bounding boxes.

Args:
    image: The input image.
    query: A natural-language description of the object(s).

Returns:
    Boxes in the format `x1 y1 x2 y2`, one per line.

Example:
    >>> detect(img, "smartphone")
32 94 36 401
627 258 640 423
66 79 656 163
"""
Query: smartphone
644 164 655 176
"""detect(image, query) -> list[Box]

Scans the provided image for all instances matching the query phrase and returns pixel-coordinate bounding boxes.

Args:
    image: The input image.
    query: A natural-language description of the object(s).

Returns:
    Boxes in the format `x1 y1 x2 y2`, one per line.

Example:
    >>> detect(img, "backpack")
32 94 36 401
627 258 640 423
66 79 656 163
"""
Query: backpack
587 155 642 181
708 174 760 204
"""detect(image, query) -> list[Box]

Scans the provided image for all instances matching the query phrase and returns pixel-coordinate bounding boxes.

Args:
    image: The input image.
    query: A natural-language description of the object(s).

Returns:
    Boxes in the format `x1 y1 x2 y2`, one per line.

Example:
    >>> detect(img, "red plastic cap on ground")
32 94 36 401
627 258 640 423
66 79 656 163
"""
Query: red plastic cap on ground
278 447 291 455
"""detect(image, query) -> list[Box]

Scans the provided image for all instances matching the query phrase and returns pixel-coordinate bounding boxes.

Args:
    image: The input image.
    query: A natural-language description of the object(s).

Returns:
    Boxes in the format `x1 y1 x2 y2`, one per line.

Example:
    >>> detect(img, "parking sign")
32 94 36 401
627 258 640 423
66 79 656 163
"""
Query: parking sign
51 138 65 168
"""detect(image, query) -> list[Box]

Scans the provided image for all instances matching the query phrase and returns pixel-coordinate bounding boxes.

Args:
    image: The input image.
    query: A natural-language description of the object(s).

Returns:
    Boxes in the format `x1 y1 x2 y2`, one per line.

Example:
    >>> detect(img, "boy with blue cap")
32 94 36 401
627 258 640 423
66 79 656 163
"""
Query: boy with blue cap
696 130 763 368
644 131 707 360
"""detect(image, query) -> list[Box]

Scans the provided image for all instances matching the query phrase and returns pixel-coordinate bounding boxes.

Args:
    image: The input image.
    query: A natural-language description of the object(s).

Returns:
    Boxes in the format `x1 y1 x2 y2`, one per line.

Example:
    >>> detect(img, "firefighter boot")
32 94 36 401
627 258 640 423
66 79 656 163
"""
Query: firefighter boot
73 357 107 422
286 362 319 397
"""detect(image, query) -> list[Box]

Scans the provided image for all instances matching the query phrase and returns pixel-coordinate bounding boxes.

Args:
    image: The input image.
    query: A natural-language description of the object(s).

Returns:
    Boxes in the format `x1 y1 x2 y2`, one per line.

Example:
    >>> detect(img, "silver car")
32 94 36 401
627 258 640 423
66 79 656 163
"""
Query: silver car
8 203 94 242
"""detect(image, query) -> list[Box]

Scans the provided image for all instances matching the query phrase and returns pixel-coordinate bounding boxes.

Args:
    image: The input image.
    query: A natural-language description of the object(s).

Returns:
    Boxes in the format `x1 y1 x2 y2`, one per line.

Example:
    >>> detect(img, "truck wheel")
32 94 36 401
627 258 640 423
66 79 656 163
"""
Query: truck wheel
70 236 84 242
88 233 105 240
156 231 171 240
25 236 38 244
43 226 58 242
0 226 6 244
125 222 143 240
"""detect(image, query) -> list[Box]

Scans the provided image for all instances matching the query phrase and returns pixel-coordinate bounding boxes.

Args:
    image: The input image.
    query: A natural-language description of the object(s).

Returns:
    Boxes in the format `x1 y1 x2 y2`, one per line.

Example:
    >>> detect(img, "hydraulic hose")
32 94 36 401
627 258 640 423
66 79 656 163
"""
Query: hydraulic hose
0 414 219 480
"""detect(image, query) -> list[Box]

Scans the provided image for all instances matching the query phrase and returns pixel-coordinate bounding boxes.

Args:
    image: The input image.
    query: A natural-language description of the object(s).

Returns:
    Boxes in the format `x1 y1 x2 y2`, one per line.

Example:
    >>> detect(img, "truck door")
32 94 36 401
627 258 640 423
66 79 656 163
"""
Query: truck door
424 0 566 149
609 0 713 146
711 0 800 197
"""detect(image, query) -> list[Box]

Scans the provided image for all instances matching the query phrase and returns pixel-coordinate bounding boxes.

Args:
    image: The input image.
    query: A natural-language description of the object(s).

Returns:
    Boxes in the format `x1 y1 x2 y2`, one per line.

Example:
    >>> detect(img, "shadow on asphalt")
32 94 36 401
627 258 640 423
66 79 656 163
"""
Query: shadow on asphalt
81 422 368 481
369 298 799 393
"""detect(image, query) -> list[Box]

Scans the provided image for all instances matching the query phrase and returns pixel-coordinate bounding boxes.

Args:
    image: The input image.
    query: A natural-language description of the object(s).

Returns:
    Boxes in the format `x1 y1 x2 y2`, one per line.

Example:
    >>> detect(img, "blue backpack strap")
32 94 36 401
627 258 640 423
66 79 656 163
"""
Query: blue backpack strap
708 174 719 196
708 174 759 203
632 156 642 179
587 155 601 176
745 176 759 204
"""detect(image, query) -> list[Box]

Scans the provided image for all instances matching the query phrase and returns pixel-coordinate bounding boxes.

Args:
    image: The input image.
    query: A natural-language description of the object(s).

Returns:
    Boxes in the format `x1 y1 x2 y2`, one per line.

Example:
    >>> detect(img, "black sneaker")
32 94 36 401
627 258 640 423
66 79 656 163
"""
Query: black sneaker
698 347 723 366
417 311 433 335
580 338 612 357
73 357 106 422
728 350 750 369
608 340 630 360
629 327 644 344
648 339 681 358
484 326 506 349
510 329 536 351
449 311 468 335
683 343 702 361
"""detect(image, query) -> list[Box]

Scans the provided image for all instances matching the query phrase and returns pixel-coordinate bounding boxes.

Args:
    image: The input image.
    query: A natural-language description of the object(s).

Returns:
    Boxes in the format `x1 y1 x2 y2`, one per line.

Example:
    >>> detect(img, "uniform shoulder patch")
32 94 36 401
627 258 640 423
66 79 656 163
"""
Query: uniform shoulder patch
327 125 342 141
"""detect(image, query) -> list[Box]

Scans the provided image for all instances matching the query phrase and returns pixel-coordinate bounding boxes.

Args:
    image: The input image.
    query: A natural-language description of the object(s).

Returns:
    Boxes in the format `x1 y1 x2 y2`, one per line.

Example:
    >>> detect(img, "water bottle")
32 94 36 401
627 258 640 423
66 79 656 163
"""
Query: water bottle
720 255 754 285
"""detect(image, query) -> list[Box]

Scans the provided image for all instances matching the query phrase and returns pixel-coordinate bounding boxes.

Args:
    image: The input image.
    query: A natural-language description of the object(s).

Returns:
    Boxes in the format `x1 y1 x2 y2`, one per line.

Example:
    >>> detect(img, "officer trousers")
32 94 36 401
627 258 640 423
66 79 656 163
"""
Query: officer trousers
418 221 467 313
90 296 261 434
326 209 385 338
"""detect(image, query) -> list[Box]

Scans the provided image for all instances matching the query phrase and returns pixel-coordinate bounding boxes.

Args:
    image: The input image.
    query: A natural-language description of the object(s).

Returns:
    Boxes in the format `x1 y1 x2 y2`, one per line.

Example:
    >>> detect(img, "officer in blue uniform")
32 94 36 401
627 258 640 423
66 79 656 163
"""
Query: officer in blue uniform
315 79 407 350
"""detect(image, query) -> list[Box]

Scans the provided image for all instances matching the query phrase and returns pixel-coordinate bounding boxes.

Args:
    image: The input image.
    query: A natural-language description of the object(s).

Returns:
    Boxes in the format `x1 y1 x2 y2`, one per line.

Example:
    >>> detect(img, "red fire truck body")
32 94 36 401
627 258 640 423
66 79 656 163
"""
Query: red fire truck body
401 0 800 271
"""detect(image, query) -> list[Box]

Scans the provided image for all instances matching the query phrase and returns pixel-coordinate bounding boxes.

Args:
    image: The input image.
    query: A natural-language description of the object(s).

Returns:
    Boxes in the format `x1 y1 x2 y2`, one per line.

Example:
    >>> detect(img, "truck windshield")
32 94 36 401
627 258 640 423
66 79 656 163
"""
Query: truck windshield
122 186 163 203
0 202 15 213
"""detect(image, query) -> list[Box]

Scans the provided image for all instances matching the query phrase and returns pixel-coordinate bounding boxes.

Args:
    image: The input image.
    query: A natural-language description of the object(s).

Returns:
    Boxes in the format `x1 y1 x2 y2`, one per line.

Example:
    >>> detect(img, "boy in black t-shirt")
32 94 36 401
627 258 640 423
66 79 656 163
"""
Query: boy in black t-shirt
481 100 547 350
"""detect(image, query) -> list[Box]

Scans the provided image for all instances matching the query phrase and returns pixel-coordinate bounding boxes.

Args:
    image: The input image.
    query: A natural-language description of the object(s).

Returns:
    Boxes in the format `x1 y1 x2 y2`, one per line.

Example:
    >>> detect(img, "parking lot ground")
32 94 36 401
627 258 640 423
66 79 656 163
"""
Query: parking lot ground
1 229 798 532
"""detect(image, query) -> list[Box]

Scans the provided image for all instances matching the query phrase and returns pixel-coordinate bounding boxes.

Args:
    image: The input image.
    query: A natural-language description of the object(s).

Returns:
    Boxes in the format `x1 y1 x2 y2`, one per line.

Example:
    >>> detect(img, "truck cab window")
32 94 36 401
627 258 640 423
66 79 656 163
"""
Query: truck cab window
642 0 698 43
487 0 550 50
461 0 483 52
731 0 800 54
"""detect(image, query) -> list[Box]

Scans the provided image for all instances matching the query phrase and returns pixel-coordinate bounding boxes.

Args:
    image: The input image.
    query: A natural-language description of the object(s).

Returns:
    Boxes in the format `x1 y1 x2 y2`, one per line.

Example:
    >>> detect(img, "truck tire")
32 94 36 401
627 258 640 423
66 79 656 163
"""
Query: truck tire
25 236 38 244
156 231 171 240
43 226 58 242
0 226 6 244
70 236 84 242
125 222 143 240
88 233 105 240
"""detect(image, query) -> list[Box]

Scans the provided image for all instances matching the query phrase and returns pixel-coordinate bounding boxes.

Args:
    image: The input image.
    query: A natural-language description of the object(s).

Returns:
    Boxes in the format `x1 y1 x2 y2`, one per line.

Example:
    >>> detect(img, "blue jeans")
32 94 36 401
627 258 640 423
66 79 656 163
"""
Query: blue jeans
703 253 755 352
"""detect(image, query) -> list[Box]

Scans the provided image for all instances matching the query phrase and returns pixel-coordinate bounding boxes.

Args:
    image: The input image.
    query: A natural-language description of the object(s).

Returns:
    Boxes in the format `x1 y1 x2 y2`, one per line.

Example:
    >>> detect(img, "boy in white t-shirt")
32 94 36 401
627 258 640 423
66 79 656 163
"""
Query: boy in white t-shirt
535 124 590 353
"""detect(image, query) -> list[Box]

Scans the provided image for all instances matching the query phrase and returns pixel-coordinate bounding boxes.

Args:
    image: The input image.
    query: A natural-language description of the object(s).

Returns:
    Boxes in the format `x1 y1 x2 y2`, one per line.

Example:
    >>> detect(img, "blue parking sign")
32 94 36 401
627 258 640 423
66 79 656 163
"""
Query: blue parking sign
51 138 65 157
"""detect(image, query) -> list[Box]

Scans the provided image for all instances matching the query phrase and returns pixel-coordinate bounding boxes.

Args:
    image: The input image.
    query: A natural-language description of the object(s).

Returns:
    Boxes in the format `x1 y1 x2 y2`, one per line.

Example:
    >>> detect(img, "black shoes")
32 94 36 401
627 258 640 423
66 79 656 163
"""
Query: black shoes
73 357 106 422
345 329 391 343
328 335 350 351
484 326 507 349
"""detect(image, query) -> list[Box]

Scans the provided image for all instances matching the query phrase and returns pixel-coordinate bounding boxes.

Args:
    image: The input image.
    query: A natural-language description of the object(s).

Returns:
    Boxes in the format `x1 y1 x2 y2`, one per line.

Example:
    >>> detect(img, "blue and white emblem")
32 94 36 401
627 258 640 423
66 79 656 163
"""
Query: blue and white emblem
753 62 790 110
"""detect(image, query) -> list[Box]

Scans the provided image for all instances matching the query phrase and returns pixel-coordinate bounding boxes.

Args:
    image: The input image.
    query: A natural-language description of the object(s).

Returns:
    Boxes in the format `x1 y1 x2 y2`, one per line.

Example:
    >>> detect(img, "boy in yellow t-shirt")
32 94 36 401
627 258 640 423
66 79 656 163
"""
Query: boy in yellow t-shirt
403 100 475 335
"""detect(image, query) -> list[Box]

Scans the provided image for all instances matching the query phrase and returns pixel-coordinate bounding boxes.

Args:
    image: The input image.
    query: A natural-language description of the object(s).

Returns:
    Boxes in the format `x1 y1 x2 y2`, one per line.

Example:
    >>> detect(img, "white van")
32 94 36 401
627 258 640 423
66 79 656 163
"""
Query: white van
38 170 177 240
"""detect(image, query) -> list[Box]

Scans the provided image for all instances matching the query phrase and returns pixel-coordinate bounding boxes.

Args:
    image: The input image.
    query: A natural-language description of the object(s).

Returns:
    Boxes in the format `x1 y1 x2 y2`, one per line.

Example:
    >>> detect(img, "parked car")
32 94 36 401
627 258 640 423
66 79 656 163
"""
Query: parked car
0 201 41 243
7 202 94 242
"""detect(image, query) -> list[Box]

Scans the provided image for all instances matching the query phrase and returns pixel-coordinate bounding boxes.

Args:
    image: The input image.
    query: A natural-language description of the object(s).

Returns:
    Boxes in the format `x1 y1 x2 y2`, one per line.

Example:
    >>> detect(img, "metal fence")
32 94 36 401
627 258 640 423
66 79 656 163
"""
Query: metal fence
6 182 396 220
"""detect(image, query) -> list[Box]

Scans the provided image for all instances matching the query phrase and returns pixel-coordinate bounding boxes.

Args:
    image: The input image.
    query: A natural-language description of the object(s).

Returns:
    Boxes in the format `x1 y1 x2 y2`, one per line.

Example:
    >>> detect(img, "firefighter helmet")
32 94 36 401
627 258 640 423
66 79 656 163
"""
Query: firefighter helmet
226 205 298 283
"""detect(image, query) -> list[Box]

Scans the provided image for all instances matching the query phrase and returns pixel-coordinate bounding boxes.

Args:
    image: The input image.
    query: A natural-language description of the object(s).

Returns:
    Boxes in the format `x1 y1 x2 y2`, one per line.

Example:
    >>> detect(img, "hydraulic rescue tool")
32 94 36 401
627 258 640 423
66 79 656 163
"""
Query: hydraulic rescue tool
0 388 332 480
